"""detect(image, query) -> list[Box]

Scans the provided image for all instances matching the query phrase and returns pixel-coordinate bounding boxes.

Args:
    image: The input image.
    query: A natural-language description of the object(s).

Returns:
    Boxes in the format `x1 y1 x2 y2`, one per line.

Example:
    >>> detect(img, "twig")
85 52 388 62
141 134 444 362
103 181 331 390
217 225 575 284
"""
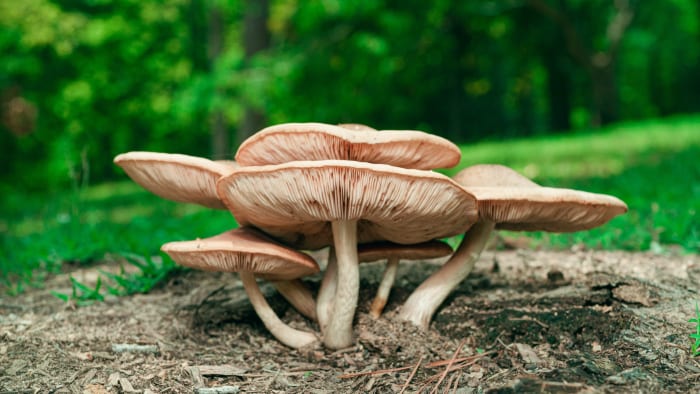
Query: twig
338 365 414 379
431 339 467 394
424 351 495 368
421 354 489 387
195 387 240 394
111 343 159 354
448 369 463 393
399 356 424 394
508 316 549 328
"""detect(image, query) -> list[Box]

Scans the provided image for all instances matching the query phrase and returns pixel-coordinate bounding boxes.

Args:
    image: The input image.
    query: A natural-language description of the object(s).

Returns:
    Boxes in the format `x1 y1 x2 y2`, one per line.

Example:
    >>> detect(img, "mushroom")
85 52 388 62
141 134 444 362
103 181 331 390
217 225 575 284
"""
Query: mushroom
113 151 317 320
114 151 238 209
359 240 454 318
161 228 319 348
216 160 478 349
316 240 453 326
317 241 453 325
399 164 628 329
337 123 377 131
235 122 461 170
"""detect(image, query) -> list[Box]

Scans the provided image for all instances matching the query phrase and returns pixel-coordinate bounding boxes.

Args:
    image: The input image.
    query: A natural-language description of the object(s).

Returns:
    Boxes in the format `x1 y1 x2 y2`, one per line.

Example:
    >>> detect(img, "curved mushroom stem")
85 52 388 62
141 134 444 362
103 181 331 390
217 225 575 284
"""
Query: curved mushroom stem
271 279 317 322
323 220 359 349
369 256 400 318
239 271 318 348
316 247 337 331
398 220 495 329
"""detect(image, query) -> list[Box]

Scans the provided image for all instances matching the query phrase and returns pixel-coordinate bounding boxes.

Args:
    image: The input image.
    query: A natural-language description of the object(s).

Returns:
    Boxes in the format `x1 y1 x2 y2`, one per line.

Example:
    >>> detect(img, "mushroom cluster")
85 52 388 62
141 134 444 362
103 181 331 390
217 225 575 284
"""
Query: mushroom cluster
114 122 627 350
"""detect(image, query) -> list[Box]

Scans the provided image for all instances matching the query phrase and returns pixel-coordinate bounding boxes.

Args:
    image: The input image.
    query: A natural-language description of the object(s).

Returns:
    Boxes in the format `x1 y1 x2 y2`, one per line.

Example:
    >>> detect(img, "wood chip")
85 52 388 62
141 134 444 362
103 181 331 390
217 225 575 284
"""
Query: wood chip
107 372 120 387
82 384 109 394
119 377 138 393
189 366 205 388
7 359 28 375
81 368 98 385
195 386 240 394
196 365 248 376
612 284 655 306
515 343 543 366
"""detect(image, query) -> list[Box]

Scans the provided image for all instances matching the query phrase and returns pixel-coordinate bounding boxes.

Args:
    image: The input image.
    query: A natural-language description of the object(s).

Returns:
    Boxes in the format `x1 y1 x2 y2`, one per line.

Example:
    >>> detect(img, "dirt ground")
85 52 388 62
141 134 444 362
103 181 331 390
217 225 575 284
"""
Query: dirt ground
2 245 700 393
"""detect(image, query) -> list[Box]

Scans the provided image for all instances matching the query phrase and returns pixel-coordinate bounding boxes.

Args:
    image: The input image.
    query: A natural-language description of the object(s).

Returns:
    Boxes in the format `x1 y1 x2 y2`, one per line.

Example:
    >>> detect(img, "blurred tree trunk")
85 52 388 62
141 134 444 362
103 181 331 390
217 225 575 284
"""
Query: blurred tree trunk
236 0 270 147
209 5 228 159
187 0 215 154
527 0 634 127
543 53 572 131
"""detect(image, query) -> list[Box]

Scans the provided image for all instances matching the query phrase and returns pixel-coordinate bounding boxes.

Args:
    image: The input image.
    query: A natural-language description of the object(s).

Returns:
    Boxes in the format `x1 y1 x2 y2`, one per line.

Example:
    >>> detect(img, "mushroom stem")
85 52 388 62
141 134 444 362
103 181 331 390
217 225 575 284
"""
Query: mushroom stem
323 219 359 349
316 247 337 331
239 271 318 348
271 279 317 322
399 220 495 329
369 256 400 318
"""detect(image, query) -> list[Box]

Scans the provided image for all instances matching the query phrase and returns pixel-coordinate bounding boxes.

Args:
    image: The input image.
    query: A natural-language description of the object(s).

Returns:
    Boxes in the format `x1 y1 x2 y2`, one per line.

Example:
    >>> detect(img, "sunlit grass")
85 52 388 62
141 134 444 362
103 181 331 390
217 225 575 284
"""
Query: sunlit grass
450 115 700 181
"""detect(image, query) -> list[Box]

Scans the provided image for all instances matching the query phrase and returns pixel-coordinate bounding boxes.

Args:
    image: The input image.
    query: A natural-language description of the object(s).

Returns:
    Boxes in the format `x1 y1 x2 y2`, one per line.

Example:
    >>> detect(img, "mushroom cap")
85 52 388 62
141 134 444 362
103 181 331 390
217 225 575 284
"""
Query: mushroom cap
467 186 628 232
114 151 238 209
216 160 479 249
235 122 461 170
357 240 453 263
453 164 628 233
337 123 377 131
453 164 539 188
160 228 319 281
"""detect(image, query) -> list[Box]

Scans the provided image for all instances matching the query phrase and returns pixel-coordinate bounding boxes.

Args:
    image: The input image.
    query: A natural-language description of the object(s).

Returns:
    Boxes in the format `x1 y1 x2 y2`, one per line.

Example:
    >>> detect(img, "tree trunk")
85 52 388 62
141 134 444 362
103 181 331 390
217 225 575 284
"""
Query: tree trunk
590 63 618 126
208 5 229 159
543 54 572 131
236 0 270 147
527 0 633 128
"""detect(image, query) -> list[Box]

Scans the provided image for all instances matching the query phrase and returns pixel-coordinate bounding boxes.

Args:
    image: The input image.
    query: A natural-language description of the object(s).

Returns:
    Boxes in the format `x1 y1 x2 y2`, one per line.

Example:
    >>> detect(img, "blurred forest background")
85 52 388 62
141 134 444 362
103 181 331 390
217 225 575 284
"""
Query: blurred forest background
2 0 699 191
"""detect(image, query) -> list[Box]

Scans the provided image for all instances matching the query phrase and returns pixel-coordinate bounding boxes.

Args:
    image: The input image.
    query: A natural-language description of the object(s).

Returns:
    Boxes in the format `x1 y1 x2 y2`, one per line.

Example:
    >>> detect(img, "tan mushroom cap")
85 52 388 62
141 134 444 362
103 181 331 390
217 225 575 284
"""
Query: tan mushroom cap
358 240 453 263
453 164 628 232
453 164 539 188
216 160 479 249
160 228 319 281
337 123 377 131
114 151 238 209
235 122 461 170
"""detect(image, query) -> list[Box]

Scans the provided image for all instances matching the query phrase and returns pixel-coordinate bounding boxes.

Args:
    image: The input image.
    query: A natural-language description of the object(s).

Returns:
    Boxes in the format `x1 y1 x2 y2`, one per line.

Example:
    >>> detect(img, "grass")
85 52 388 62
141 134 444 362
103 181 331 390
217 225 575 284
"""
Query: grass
0 181 235 293
1 114 699 293
689 302 700 357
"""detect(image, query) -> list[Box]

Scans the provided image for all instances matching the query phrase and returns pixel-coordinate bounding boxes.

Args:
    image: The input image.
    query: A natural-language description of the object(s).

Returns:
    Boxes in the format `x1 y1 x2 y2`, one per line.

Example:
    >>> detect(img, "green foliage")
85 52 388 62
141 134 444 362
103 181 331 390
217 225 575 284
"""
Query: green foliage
101 252 180 296
0 180 235 292
51 251 181 305
51 276 104 306
1 0 699 191
689 303 700 356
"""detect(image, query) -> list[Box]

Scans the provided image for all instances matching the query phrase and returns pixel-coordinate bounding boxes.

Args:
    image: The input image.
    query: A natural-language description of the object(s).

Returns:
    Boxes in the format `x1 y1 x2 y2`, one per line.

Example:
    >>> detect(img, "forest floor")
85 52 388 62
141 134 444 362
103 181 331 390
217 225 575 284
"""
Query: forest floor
2 245 700 393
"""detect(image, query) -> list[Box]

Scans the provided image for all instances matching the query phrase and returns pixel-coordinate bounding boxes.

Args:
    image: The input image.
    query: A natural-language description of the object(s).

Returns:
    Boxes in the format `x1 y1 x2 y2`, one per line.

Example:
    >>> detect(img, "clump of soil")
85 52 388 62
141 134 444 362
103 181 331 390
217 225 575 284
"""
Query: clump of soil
1 248 699 392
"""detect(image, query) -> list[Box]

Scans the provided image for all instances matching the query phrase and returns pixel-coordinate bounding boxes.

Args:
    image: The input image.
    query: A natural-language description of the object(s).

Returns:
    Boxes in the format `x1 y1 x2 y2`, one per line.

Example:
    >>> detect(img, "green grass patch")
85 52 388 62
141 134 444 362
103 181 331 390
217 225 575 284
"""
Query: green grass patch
0 181 236 293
